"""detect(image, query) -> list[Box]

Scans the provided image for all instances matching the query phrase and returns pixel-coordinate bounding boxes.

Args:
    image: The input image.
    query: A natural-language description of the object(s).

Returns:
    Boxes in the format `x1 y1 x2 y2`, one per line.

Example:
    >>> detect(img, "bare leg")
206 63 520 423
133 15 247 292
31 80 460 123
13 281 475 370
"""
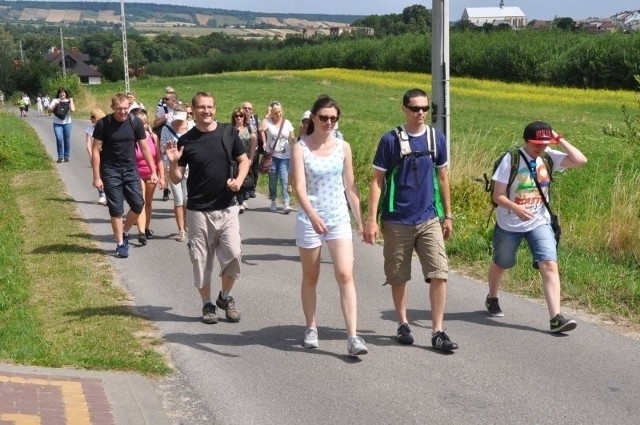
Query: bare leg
391 283 409 324
299 246 321 329
429 278 447 332
488 262 507 297
539 260 561 317
326 239 358 337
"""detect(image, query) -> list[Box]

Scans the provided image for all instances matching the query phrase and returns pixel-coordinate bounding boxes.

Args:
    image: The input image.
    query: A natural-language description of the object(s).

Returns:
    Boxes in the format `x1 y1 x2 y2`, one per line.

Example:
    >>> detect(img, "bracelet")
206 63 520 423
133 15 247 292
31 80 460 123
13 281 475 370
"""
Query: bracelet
444 215 454 221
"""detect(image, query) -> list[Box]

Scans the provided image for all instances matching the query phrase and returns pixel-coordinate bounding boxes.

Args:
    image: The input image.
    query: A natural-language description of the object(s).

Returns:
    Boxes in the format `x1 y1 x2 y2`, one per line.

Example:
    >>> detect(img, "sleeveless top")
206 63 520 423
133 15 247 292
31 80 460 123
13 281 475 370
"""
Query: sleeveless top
296 138 350 227
135 132 157 180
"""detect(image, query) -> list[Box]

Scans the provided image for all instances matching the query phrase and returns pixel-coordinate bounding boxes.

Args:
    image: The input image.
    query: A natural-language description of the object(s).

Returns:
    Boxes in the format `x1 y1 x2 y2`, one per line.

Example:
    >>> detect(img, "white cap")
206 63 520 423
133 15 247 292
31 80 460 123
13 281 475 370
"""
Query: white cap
301 110 311 122
173 111 187 121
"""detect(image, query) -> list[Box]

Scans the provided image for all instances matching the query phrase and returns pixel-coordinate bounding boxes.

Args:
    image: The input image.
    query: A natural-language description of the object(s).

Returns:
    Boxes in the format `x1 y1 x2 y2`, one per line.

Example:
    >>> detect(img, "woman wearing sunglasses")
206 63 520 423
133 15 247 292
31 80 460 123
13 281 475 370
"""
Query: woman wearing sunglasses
290 95 368 357
231 107 256 213
260 101 296 213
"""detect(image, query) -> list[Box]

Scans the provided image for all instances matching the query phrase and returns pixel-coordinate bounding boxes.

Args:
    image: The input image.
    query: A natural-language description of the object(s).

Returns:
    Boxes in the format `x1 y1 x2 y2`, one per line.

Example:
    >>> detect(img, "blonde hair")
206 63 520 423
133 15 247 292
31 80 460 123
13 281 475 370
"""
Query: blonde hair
90 109 106 120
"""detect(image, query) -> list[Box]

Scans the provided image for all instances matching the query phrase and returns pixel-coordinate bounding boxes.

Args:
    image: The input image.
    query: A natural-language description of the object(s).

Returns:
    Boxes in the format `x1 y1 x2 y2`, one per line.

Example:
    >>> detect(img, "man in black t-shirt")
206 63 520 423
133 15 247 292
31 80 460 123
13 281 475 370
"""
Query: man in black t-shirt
92 93 158 258
166 91 250 325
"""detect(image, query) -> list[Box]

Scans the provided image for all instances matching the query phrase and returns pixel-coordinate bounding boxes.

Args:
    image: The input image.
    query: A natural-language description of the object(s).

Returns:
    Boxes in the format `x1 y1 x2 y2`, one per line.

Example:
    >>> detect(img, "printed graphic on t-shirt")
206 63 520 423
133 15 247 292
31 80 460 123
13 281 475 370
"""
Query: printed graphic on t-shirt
513 162 550 211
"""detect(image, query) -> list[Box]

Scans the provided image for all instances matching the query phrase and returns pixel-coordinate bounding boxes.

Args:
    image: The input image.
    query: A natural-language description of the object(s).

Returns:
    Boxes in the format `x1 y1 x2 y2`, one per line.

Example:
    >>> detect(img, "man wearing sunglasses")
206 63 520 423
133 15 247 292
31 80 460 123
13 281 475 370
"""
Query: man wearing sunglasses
364 88 458 352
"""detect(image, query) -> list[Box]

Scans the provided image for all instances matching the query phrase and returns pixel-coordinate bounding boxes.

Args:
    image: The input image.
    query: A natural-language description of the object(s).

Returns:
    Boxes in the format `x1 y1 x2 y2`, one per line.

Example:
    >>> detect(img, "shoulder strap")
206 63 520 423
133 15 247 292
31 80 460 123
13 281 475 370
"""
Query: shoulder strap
517 149 554 215
395 126 411 156
426 125 437 162
218 123 236 180
164 124 179 140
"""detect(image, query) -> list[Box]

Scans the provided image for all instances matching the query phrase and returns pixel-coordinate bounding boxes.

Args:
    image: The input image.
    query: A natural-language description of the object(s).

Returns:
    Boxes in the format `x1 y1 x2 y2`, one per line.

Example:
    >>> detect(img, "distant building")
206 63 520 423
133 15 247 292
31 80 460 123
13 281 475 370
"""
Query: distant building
612 10 640 29
329 26 374 37
44 47 102 85
461 6 527 28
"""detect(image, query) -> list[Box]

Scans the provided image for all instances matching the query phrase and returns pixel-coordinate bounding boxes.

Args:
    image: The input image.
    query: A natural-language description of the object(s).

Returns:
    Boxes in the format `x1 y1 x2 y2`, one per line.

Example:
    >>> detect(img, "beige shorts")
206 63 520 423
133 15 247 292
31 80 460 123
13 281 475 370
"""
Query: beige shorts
186 206 242 289
381 218 448 285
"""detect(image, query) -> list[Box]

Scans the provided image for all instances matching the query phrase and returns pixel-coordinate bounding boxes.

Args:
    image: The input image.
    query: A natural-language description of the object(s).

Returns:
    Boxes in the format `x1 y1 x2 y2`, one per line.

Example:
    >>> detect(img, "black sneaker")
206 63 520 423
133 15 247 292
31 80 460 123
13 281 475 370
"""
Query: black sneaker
396 323 414 345
145 229 155 239
202 303 218 324
138 233 147 246
248 191 256 198
162 189 170 201
216 292 241 322
485 295 504 317
550 314 577 333
431 331 458 352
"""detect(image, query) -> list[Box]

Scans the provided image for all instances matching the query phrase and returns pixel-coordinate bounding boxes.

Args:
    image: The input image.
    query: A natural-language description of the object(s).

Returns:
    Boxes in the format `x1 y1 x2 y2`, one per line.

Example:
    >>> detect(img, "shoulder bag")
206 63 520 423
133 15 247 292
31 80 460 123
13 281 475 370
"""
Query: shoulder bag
258 119 285 174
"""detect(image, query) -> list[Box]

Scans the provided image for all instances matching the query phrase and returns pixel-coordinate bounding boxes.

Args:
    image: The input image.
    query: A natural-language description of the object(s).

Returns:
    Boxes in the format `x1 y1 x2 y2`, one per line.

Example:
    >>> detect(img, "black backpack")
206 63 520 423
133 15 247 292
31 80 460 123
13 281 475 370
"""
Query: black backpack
54 101 70 120
219 123 253 191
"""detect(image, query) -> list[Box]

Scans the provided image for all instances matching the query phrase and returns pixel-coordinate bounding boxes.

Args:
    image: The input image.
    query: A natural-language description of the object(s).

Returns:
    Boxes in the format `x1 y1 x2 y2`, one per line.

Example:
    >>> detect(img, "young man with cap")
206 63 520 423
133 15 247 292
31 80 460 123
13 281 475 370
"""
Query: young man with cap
486 121 587 333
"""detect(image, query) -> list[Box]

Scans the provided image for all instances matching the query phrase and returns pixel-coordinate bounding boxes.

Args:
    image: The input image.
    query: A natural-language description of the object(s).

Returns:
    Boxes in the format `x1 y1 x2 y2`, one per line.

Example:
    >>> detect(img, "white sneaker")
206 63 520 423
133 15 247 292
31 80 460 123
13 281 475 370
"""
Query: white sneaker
242 201 249 209
270 201 278 212
175 230 187 242
283 204 293 214
347 336 368 356
98 195 107 206
239 205 245 214
303 327 319 348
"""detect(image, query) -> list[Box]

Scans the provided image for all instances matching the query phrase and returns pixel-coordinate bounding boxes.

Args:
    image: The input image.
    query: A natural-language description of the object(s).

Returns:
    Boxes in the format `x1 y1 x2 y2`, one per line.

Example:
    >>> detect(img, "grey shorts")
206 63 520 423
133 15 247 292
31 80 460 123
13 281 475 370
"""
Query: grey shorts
186 206 242 289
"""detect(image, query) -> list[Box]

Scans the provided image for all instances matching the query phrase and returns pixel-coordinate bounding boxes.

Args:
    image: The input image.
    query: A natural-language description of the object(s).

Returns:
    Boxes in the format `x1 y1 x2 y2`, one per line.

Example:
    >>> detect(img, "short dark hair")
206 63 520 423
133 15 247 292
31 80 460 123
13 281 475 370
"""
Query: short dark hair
402 88 428 106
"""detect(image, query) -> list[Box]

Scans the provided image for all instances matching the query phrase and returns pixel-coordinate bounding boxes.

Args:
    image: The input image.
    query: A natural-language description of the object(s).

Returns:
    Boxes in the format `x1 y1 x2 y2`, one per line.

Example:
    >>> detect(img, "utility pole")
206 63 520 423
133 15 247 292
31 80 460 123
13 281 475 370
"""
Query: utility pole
431 0 450 166
60 27 66 77
18 40 24 63
120 0 130 93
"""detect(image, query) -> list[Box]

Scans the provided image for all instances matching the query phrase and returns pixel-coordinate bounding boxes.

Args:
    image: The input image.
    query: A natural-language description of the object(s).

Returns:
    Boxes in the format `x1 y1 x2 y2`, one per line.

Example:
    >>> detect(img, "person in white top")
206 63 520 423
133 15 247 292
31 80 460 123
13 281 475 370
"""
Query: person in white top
291 95 368 356
259 101 296 213
48 88 76 163
127 91 145 112
487 121 587 333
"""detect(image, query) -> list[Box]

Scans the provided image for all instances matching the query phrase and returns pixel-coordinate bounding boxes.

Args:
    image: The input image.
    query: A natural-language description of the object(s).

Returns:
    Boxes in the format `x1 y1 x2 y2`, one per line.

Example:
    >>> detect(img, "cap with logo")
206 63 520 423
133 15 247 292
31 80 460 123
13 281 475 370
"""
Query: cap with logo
523 121 558 145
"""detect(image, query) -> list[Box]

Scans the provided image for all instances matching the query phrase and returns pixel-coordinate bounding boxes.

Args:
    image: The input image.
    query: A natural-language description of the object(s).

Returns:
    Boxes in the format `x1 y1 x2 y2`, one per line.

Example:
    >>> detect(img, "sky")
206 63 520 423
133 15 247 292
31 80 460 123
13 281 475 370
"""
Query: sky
57 0 640 21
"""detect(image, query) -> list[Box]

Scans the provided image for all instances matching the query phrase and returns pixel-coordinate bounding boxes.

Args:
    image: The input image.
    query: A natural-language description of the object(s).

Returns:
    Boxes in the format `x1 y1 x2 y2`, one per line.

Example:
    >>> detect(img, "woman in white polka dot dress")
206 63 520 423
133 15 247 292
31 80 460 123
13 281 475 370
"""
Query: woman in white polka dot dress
290 95 368 357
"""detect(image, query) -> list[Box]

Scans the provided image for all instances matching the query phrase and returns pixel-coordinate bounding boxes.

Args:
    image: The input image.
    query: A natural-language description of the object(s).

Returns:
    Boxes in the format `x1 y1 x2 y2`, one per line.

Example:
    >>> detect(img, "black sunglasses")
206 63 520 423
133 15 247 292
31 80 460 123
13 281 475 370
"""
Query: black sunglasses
405 105 430 113
318 114 339 123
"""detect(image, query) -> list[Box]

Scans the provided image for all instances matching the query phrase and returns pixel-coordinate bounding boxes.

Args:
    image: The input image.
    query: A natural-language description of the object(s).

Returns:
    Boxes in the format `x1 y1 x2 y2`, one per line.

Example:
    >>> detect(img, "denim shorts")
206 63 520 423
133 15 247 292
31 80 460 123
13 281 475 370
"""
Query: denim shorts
492 223 557 269
101 166 144 217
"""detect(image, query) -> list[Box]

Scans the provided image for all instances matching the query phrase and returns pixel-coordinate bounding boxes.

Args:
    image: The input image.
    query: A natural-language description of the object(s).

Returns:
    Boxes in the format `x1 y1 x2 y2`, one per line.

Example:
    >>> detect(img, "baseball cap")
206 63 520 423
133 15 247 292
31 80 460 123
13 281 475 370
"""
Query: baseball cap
301 110 311 123
523 121 558 144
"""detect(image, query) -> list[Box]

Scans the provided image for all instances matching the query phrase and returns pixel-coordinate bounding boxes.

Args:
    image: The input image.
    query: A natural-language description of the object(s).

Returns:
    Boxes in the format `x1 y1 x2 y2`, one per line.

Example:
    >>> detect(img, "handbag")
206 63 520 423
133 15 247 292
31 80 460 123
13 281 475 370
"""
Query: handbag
258 119 285 174
54 100 70 120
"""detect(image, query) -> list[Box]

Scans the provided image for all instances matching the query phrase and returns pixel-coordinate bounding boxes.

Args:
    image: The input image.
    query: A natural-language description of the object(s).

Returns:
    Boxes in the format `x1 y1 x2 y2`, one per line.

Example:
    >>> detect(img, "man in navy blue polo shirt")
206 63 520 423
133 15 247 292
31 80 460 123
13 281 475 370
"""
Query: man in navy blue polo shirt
364 88 457 352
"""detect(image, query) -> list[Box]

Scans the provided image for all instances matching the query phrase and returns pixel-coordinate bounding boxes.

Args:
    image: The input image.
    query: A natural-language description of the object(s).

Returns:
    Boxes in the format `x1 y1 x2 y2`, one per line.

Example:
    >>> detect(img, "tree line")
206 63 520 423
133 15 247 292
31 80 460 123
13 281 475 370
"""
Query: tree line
1 4 639 98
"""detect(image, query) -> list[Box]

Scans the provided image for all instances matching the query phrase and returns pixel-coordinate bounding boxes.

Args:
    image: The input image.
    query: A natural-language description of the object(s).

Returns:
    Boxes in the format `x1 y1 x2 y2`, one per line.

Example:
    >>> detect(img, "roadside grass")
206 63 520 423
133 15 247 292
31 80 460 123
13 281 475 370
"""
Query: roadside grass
0 111 170 375
76 69 640 328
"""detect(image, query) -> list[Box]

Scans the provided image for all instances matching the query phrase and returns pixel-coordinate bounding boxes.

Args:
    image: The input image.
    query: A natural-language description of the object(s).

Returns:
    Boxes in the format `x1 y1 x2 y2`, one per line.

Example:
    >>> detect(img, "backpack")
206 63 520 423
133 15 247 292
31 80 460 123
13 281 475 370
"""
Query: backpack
54 100 70 120
219 123 253 191
379 125 443 218
483 147 554 208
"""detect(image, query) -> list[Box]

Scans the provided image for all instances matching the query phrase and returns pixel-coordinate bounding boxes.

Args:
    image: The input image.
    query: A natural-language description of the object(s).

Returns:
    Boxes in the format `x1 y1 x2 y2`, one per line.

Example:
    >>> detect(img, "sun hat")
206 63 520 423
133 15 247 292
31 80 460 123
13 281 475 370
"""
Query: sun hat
301 110 311 123
523 121 558 145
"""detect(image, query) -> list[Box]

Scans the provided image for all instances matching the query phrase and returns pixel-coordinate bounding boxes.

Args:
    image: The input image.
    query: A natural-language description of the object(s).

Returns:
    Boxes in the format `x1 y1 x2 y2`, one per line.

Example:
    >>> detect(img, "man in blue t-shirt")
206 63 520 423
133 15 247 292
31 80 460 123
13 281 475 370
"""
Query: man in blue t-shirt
364 88 457 352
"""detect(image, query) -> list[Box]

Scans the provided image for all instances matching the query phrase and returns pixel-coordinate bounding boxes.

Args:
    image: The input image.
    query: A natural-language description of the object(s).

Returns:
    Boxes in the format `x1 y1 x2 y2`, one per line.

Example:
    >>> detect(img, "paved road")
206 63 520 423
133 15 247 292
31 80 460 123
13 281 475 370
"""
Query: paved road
26 114 639 424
